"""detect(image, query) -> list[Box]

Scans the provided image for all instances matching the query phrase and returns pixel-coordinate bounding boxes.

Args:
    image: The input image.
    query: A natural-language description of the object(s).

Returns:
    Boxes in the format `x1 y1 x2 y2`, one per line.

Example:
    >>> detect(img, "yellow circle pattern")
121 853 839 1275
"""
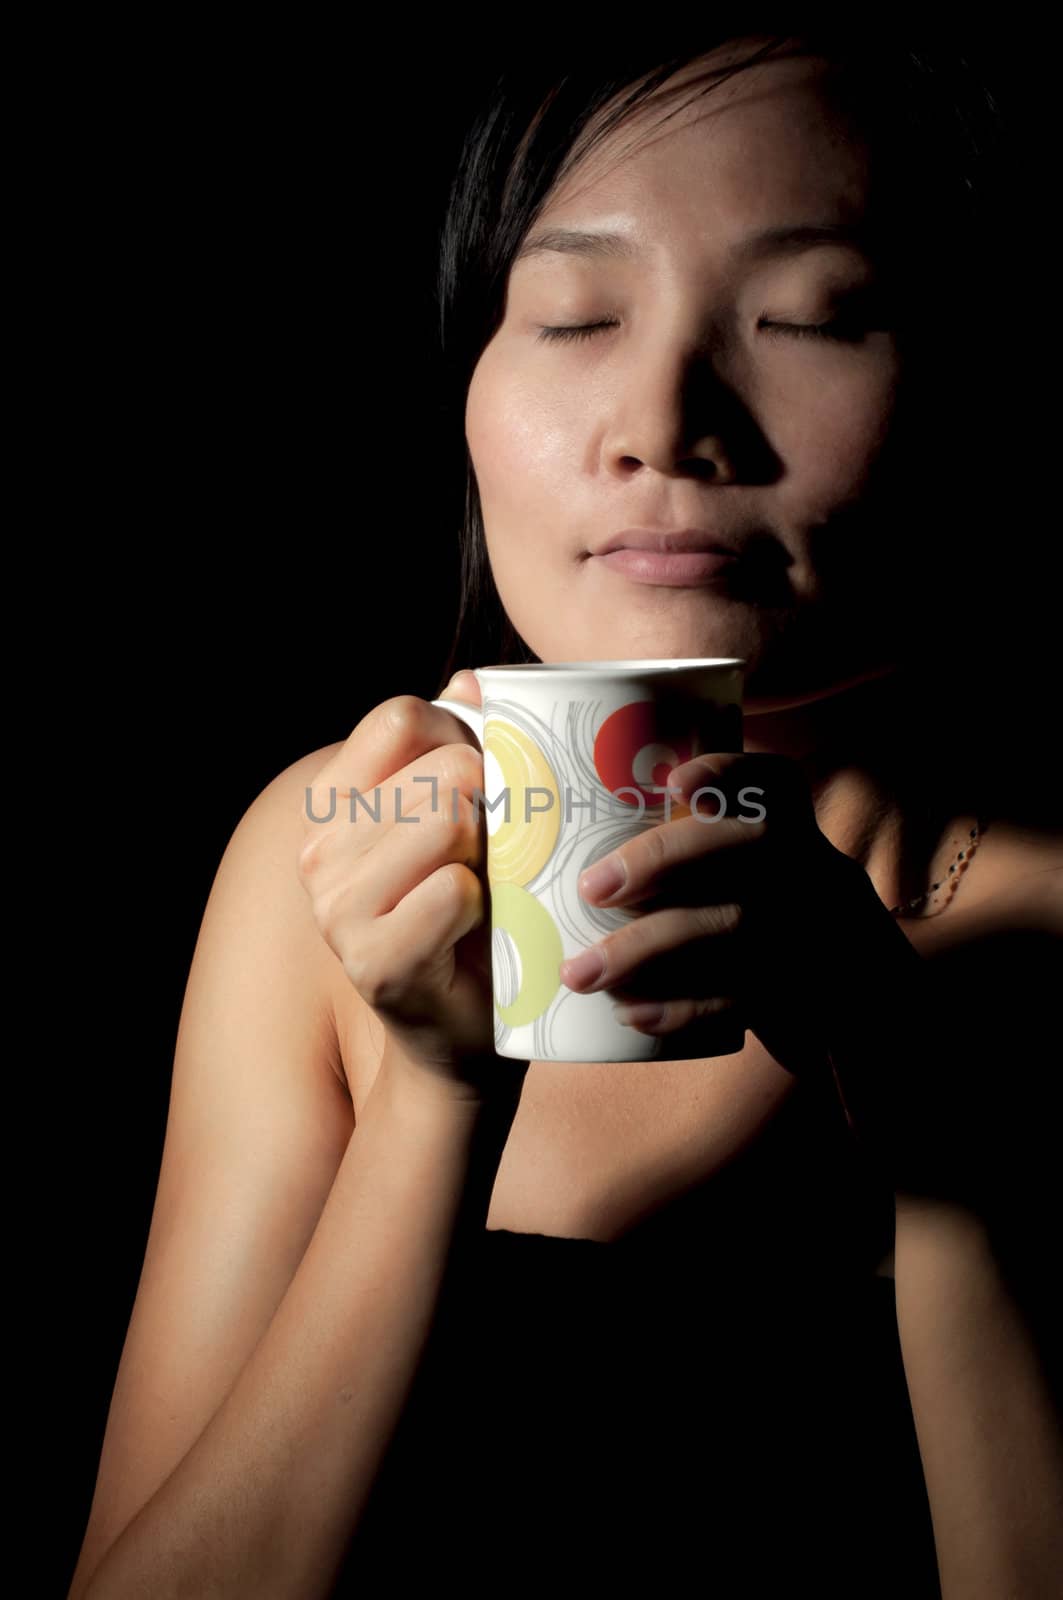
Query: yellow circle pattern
484 720 561 888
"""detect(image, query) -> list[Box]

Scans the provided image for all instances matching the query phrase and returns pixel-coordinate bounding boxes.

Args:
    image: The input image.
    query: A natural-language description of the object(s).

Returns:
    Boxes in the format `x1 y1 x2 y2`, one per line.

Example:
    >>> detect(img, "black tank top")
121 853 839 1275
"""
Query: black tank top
343 1069 941 1596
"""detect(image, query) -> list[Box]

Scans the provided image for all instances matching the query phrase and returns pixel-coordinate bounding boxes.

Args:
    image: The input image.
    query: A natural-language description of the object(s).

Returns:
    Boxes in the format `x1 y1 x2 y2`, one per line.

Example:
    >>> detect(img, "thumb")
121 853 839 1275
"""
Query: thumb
441 668 482 705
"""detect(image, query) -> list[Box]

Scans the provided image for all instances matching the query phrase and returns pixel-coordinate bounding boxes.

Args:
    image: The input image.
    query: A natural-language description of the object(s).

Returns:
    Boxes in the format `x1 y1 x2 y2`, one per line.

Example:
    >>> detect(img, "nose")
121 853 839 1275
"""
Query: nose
602 339 758 483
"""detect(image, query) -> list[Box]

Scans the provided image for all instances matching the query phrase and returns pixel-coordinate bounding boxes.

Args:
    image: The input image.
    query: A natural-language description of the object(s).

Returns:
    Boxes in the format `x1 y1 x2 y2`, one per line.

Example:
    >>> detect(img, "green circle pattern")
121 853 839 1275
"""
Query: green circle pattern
490 880 565 1029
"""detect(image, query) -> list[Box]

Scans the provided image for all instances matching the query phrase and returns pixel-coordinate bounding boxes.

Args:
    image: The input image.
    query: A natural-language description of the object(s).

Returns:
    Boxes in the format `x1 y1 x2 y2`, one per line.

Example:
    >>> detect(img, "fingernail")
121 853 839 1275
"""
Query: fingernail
559 946 606 989
578 855 625 902
615 1001 666 1028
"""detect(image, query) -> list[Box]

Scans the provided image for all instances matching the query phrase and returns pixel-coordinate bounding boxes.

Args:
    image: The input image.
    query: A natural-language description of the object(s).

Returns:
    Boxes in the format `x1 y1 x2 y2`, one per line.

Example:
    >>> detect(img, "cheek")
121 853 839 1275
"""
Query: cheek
465 357 557 613
775 357 903 509
466 343 578 506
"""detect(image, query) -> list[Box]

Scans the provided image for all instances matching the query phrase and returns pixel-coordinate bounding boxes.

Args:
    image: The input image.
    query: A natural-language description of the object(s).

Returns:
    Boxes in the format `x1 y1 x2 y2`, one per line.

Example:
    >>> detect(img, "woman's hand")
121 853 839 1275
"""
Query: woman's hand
559 746 1060 1211
297 672 527 1108
559 749 858 1077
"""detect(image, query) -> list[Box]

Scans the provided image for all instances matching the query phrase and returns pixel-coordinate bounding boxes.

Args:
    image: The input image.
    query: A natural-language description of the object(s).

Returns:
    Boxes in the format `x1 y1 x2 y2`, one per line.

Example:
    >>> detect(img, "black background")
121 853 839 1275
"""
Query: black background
52 24 1042 1598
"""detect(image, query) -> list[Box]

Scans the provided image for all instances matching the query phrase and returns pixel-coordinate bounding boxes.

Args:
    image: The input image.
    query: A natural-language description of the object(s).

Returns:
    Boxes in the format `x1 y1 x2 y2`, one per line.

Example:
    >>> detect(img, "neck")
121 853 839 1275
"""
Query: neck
742 667 970 917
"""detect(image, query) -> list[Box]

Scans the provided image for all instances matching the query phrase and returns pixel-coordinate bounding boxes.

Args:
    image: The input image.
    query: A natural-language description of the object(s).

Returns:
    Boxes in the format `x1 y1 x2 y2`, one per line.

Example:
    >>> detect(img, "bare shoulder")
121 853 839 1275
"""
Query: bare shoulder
256 739 388 1108
982 815 1063 871
911 819 1063 956
974 818 1063 932
251 739 368 1085
914 820 1062 1036
253 738 346 830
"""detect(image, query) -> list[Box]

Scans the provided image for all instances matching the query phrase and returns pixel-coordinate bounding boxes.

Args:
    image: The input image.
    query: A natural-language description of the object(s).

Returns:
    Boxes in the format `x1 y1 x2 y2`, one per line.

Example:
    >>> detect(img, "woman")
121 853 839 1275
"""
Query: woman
70 28 1061 1599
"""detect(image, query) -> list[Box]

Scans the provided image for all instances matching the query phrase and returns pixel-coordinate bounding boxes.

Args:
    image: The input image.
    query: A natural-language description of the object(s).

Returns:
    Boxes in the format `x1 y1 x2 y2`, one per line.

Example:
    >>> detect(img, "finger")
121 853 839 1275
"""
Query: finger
577 813 758 909
613 992 746 1046
337 858 487 1010
303 783 484 927
666 751 818 839
304 694 481 828
594 902 744 996
559 900 744 994
438 668 482 705
595 914 748 1003
303 730 485 863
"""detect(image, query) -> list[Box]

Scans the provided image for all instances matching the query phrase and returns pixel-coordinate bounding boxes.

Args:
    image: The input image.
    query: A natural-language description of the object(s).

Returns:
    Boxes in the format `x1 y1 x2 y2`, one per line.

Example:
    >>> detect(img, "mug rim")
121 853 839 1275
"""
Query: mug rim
474 658 746 675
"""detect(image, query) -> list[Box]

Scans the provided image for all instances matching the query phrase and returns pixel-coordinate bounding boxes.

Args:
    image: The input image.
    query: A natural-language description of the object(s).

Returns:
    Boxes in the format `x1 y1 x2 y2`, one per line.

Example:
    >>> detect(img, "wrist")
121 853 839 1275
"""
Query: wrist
376 1038 527 1131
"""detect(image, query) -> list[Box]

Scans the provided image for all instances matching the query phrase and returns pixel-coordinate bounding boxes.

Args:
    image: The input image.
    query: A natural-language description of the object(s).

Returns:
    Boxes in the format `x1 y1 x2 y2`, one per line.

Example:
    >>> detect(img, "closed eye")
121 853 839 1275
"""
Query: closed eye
536 320 621 344
758 317 869 343
537 315 873 346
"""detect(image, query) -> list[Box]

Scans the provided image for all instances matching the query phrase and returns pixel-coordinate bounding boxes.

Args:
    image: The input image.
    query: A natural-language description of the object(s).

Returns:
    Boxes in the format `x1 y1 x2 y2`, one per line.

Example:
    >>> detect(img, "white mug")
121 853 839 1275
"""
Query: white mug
431 658 746 1063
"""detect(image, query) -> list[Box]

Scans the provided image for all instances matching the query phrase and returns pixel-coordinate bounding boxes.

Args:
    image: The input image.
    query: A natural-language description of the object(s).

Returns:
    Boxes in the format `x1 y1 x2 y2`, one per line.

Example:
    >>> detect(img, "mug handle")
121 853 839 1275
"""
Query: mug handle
429 697 485 749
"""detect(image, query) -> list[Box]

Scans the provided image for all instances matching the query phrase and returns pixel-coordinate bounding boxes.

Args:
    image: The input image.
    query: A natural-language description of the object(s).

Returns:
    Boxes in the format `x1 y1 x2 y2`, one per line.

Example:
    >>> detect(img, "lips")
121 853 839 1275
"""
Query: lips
594 527 746 557
595 547 740 586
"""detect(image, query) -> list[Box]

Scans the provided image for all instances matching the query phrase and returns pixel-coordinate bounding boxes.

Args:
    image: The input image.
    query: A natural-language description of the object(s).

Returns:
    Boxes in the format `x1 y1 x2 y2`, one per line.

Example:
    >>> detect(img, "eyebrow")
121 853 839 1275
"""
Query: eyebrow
513 221 877 265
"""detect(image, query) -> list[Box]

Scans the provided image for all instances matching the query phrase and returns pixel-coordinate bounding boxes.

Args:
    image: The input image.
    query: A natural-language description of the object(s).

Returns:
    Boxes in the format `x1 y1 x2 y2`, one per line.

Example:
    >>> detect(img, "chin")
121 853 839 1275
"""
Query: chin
561 617 758 666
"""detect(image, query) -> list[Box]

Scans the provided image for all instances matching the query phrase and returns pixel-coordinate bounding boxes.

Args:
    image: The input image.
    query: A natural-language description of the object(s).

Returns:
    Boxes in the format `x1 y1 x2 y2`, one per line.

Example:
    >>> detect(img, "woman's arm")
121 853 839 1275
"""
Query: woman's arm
69 752 521 1600
821 862 1063 1597
79 1056 517 1600
893 1193 1063 1599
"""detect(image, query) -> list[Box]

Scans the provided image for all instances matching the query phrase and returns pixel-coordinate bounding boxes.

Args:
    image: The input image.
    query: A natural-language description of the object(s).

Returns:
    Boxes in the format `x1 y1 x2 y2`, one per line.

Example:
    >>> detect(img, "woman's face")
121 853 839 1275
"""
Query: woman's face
465 44 916 710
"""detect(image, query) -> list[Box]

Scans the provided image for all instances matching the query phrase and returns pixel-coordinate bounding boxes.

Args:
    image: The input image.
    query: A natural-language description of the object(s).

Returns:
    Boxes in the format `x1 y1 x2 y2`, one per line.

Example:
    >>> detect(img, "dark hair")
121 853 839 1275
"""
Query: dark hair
433 27 1011 695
